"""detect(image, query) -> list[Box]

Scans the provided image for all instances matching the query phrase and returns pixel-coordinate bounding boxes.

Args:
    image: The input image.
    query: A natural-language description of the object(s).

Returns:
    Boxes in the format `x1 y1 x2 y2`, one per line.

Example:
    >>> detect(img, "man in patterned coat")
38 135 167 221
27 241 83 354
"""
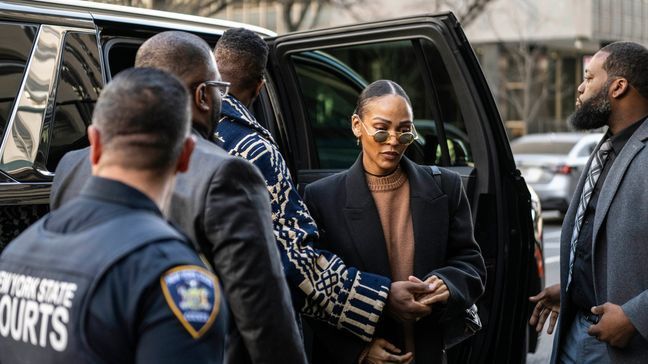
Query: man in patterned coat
214 28 436 346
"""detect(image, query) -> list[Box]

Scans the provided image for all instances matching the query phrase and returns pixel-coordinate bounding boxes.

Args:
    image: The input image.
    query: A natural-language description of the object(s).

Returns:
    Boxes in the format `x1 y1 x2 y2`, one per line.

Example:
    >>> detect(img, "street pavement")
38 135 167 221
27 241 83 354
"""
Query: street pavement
527 212 563 364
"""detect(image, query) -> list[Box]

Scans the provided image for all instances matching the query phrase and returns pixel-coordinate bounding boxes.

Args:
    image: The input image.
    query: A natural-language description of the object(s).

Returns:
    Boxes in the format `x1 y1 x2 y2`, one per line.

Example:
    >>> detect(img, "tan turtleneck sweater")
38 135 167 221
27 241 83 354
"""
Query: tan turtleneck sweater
366 165 415 354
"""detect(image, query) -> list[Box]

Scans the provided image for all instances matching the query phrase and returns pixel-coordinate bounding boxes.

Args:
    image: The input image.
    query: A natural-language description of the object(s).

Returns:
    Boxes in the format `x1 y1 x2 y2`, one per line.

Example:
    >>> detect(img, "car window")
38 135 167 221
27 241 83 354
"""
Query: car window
39 32 101 172
0 23 37 142
292 52 364 168
511 140 576 154
106 40 140 77
291 38 472 169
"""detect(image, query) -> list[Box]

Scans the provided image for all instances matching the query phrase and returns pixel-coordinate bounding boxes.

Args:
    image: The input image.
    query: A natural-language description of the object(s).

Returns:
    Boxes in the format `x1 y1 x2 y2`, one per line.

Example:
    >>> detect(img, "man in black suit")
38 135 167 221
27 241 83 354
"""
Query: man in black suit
50 31 306 364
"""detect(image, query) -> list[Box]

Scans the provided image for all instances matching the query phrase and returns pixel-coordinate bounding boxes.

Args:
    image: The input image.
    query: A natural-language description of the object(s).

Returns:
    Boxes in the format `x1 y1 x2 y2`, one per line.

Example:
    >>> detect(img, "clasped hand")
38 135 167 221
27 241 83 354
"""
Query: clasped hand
361 338 413 364
364 275 449 364
386 275 449 322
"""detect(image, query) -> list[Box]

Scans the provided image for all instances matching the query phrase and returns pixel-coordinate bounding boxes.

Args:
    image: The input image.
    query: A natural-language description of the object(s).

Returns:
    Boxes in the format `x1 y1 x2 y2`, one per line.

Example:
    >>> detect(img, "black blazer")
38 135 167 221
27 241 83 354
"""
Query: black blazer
303 155 486 363
50 132 307 364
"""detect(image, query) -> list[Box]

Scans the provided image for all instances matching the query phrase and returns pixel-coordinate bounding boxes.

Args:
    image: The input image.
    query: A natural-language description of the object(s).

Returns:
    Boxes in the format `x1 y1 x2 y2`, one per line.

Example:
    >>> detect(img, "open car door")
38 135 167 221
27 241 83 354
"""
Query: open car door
265 13 535 363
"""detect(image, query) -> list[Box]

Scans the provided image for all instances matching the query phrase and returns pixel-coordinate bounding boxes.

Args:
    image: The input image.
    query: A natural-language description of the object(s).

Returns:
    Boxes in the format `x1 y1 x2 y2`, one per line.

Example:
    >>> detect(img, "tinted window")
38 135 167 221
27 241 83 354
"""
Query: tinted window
0 23 37 140
40 32 101 172
292 39 472 169
293 52 364 168
107 41 139 77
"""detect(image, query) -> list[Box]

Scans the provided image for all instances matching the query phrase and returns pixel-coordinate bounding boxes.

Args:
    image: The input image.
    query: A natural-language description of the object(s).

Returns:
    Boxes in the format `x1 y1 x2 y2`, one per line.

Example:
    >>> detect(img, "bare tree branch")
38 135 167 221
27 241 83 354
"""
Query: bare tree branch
308 0 326 30
482 4 553 133
433 0 494 27
202 0 238 18
293 0 313 31
96 0 371 33
204 0 233 14
278 0 314 32
457 0 492 27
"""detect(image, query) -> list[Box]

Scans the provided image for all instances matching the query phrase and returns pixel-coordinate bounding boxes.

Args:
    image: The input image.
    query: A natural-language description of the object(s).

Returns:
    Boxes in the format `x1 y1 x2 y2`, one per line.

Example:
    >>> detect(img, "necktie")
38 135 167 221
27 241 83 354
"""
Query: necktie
566 138 613 289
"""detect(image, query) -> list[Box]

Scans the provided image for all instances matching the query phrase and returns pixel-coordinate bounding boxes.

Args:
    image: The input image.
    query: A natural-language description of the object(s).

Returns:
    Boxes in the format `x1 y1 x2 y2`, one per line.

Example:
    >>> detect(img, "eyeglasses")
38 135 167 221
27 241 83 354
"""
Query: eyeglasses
202 80 230 97
358 118 418 145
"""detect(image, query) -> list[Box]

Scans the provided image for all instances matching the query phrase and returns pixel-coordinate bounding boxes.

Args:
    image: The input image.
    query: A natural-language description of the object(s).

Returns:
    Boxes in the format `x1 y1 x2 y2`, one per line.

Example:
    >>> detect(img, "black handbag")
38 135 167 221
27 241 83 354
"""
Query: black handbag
443 304 482 350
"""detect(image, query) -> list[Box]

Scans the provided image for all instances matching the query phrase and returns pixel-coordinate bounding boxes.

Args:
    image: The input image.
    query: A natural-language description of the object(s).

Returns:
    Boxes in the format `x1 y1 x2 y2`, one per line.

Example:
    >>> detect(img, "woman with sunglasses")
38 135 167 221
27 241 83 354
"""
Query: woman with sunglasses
303 80 486 364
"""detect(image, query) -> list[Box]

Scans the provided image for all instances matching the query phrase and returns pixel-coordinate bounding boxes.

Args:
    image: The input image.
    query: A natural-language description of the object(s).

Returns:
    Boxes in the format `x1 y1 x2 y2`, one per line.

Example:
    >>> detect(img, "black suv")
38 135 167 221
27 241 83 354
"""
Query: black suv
0 0 540 362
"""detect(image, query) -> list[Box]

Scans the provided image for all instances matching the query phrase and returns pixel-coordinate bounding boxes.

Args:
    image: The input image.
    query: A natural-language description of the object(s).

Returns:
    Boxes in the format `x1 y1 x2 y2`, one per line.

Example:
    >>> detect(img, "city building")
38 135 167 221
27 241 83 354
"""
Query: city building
464 0 648 136
98 0 648 136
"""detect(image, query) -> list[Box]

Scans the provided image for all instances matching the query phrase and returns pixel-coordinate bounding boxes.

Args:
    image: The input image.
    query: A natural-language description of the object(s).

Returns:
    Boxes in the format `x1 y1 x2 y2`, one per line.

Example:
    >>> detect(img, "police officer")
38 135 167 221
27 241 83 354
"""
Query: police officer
0 67 226 363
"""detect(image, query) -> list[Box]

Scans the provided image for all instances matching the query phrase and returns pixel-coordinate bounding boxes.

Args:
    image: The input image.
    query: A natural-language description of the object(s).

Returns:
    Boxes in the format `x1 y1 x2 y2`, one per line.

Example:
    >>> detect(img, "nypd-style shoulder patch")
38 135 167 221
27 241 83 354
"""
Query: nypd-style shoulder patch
160 265 221 339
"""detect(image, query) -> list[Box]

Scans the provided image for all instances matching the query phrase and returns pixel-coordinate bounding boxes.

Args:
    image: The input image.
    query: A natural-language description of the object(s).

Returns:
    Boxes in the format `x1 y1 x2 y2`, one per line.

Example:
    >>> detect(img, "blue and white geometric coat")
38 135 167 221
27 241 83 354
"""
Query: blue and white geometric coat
216 95 391 341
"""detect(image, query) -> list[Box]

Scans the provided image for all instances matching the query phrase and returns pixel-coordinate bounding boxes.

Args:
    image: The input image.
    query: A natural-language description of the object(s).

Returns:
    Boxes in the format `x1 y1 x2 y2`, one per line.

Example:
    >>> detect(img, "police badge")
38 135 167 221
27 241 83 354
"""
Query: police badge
160 265 220 339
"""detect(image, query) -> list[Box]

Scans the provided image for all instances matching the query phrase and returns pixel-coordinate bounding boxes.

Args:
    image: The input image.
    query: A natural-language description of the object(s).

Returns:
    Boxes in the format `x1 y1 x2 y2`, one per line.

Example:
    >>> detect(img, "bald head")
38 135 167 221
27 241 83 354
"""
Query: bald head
135 31 215 86
135 31 224 137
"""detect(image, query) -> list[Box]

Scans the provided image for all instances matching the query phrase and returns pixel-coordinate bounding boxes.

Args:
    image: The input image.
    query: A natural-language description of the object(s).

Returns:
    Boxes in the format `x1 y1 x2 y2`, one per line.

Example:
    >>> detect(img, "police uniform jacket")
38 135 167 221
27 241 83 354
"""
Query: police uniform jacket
0 177 226 363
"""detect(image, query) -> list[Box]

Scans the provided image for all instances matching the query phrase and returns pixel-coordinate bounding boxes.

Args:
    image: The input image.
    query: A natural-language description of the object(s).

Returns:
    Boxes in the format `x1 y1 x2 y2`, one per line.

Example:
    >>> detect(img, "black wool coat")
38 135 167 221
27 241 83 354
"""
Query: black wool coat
303 155 486 363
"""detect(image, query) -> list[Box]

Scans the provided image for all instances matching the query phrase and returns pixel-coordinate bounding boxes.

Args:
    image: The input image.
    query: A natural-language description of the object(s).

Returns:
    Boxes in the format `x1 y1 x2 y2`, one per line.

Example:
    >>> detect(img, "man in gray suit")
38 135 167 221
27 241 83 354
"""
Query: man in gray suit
50 31 307 364
530 41 648 363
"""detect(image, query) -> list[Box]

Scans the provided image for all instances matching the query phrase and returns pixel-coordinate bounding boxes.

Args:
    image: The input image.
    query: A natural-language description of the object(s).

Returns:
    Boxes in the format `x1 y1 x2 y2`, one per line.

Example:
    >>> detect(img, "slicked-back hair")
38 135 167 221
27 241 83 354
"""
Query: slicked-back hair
135 31 214 84
354 80 412 118
215 27 268 91
600 41 648 99
92 67 191 171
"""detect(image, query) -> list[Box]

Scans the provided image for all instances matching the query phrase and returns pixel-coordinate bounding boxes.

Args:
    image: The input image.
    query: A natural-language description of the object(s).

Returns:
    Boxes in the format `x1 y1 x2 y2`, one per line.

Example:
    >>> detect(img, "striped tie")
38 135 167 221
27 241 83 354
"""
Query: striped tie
566 139 613 289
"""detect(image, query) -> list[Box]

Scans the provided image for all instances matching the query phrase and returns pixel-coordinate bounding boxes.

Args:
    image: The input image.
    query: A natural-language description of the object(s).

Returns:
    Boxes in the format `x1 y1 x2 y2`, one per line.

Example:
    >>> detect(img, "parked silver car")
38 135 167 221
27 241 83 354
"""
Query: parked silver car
512 132 604 213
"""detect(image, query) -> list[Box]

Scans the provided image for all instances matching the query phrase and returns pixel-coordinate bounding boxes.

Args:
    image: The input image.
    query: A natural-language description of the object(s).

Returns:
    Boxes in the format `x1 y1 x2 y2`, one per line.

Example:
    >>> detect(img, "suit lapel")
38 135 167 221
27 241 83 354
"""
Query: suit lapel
402 159 445 278
343 156 391 278
593 120 648 244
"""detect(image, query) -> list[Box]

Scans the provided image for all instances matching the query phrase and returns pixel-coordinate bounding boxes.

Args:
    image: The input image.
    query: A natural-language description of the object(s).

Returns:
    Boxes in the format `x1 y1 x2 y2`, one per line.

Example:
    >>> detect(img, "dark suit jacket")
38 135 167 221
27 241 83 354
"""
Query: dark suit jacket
303 155 486 363
553 118 648 364
50 131 307 364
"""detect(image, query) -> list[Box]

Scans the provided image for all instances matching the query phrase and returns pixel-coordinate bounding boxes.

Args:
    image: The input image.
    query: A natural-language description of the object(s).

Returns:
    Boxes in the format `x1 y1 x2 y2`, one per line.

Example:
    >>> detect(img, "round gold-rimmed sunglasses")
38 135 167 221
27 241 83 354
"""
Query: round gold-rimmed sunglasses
357 116 418 145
